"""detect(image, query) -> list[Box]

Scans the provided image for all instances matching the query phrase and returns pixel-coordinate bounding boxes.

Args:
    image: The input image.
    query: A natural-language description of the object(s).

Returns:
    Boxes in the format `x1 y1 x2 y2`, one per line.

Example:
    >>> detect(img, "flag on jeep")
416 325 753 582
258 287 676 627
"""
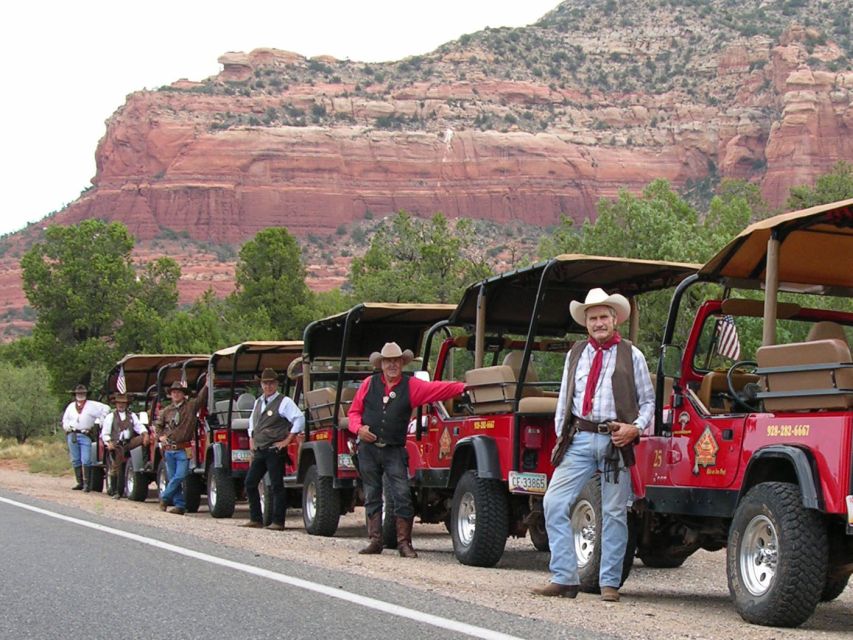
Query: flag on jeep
116 366 127 394
715 315 741 360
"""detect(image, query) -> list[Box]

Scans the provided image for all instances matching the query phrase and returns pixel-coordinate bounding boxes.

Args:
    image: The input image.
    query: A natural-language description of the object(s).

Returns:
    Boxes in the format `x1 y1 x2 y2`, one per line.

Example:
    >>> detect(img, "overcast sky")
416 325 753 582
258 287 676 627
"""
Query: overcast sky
0 0 560 237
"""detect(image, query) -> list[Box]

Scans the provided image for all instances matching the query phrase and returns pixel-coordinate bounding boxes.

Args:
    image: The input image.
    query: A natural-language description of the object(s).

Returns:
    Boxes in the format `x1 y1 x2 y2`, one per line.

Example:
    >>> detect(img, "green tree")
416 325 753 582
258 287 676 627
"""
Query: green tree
0 362 59 443
787 161 853 209
21 220 136 393
114 257 181 354
350 212 492 303
232 227 313 339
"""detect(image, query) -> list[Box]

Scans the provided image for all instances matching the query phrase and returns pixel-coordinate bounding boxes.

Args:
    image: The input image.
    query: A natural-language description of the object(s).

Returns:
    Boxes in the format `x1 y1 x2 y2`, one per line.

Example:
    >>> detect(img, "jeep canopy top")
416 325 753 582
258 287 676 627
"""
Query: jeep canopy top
700 197 853 296
209 341 304 378
156 356 210 394
450 254 700 337
303 302 456 360
106 354 209 395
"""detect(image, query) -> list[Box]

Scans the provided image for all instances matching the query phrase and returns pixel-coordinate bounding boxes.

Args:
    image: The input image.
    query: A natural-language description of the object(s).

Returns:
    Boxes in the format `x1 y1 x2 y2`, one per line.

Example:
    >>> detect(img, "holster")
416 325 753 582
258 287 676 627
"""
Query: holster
550 417 577 467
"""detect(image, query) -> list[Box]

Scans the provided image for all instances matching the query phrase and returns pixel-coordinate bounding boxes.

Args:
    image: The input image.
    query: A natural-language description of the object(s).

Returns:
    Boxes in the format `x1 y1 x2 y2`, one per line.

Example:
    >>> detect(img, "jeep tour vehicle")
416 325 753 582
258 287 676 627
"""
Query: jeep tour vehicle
292 303 456 539
202 341 303 519
409 255 697 573
94 354 207 498
629 198 853 627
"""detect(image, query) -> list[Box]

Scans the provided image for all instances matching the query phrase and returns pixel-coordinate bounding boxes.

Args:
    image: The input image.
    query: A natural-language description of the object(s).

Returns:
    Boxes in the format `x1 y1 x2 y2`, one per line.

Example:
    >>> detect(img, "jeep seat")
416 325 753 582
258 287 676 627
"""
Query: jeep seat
502 352 543 397
697 371 760 414
464 365 516 414
757 338 853 411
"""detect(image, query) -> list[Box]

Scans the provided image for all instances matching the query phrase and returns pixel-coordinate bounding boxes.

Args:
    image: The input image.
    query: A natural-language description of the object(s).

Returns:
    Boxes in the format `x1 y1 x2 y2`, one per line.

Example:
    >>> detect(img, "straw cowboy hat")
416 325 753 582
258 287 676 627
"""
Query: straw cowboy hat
570 288 631 326
369 342 414 368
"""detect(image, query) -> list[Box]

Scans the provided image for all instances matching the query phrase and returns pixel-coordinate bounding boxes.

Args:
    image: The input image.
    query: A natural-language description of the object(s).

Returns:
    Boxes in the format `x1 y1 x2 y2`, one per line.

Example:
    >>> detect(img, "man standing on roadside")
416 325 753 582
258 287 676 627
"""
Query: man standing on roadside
241 368 305 531
348 342 467 558
61 384 109 492
154 380 207 515
101 393 148 500
532 288 653 602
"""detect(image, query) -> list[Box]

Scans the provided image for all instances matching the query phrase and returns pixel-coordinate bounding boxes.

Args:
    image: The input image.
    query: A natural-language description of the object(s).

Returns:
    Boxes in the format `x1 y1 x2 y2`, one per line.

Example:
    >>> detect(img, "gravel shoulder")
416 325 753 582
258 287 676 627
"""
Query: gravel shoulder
1 464 850 640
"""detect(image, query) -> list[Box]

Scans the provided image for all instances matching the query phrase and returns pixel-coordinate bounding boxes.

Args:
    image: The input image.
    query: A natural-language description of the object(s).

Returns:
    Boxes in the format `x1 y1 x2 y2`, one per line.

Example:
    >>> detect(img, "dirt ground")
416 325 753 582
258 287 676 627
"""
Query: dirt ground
1 464 850 640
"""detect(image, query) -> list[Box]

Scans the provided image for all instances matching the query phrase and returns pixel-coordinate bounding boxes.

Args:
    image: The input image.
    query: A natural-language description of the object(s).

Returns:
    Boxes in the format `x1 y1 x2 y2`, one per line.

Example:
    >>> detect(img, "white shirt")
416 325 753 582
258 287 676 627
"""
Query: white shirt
554 342 655 436
100 410 146 443
247 391 305 438
62 400 109 433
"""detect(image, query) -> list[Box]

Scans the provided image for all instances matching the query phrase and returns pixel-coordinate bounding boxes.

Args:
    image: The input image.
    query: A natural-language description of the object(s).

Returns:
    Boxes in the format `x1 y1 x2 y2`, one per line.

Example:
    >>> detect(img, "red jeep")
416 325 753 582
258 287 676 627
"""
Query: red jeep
203 341 303 519
292 303 456 538
95 354 207 499
410 255 697 570
631 199 853 626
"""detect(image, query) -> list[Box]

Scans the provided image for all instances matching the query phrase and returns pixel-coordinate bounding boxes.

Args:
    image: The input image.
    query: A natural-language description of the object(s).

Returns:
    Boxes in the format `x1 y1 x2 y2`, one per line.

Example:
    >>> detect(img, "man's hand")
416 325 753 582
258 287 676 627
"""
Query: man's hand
159 435 168 444
107 442 115 451
357 425 377 443
610 421 640 448
274 436 293 450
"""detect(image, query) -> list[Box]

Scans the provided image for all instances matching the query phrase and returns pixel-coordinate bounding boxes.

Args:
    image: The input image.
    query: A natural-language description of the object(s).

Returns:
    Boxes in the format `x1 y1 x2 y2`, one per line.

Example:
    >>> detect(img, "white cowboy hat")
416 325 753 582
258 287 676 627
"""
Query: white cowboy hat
369 342 414 368
569 288 631 326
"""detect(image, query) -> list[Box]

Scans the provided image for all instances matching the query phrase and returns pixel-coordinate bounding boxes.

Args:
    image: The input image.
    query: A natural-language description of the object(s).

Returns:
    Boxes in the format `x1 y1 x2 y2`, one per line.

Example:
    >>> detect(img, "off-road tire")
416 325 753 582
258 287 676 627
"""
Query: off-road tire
207 467 237 518
527 509 550 552
183 474 204 513
727 482 827 627
638 549 688 568
125 462 149 502
381 492 398 549
450 470 509 567
302 465 340 536
157 459 169 502
259 478 274 527
572 475 635 593
820 574 849 602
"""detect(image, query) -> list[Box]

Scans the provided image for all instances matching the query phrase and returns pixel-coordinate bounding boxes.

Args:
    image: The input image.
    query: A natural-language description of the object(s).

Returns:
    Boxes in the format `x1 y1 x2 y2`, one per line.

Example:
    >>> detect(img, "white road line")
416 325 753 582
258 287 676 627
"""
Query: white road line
0 496 524 640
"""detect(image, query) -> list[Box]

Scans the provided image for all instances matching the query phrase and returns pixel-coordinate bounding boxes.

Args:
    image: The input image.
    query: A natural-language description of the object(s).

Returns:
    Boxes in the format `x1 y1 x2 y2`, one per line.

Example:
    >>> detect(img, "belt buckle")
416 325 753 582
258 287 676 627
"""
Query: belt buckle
373 439 387 448
596 423 611 434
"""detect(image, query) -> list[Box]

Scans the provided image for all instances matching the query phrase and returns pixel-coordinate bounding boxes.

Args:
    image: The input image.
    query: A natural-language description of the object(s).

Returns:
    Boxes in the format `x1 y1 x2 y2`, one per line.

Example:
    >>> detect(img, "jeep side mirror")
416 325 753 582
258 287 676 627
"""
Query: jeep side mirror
659 344 682 378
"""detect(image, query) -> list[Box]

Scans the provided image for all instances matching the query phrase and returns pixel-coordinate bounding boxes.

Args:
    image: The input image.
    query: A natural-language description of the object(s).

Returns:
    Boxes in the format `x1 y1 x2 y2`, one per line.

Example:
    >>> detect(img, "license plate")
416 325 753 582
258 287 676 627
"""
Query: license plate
232 449 252 462
338 453 355 470
508 471 547 495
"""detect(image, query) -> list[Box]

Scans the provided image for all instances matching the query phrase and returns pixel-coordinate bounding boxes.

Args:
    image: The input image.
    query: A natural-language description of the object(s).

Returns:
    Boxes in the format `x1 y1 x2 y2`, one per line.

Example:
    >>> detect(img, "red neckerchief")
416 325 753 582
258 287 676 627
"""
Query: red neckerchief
581 332 621 416
75 400 87 414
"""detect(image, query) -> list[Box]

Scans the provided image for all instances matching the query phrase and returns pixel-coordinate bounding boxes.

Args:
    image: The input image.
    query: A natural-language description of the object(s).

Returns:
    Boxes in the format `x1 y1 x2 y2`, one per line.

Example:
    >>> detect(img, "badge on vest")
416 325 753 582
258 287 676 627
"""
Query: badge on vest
266 409 273 416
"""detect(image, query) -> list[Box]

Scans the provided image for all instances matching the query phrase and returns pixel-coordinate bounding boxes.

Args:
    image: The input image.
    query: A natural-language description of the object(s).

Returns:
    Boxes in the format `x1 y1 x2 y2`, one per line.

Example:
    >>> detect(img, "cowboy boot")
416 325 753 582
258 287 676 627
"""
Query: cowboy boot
72 466 84 490
396 517 418 558
82 466 91 493
358 512 383 554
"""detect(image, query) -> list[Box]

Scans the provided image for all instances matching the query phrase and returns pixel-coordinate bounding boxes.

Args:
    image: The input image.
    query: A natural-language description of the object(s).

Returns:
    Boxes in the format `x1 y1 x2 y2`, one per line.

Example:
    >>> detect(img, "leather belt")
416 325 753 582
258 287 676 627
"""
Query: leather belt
165 441 191 450
572 416 614 434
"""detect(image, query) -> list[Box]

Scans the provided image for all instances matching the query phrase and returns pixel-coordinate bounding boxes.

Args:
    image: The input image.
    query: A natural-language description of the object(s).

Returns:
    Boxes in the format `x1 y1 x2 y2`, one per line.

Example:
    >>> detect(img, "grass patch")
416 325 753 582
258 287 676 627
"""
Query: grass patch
0 434 71 476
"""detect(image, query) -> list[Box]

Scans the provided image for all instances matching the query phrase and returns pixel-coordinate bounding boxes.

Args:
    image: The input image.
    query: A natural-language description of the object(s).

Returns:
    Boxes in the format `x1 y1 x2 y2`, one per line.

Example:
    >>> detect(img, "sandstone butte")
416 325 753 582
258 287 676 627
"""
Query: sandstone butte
0 8 851 338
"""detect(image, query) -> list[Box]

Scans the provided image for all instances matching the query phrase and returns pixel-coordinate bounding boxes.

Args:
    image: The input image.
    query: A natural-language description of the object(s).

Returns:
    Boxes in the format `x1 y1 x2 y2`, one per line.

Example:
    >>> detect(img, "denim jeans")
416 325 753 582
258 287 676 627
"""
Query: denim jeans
66 432 92 468
160 449 189 509
245 447 286 525
359 443 411 519
543 431 630 588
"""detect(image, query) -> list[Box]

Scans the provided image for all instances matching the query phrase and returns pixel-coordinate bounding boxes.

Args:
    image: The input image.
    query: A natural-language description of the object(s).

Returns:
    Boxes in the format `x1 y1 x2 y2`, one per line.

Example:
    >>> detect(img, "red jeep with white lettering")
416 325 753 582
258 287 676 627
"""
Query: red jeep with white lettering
292 303 456 538
411 256 697 572
633 199 853 627
203 342 303 519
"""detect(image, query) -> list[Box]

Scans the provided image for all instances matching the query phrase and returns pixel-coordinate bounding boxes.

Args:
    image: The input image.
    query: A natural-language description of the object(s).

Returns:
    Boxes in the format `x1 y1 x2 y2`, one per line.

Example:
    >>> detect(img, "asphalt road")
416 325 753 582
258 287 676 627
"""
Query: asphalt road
0 492 605 640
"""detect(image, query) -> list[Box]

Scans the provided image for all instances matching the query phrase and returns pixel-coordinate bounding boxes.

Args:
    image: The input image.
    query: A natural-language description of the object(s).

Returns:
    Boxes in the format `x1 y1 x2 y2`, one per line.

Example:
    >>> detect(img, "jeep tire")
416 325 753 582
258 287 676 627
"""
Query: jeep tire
207 467 237 518
381 490 398 549
183 473 204 513
727 482 828 627
258 477 273 526
571 475 635 593
302 464 340 536
821 574 849 602
528 509 550 552
450 470 508 567
124 461 149 502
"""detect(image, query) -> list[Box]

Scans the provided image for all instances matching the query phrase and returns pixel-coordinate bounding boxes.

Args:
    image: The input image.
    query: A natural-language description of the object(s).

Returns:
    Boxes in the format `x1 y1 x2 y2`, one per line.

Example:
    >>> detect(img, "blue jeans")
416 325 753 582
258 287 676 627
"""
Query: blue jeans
160 449 189 509
543 431 630 588
359 443 411 519
66 432 92 468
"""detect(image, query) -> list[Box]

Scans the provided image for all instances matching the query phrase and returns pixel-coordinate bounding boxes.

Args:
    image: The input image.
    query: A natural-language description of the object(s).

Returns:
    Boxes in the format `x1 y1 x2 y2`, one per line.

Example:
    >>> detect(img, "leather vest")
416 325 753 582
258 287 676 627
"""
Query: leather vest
564 339 639 425
109 410 133 442
251 394 292 449
361 373 412 446
156 399 199 444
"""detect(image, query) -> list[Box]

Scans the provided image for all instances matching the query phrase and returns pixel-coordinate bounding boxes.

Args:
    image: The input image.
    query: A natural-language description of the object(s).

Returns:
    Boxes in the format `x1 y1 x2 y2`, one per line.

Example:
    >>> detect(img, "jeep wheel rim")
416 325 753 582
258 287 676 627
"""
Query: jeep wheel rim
209 480 218 508
126 469 135 494
456 491 477 546
259 484 266 520
740 514 778 596
305 481 316 524
571 499 596 568
158 470 167 494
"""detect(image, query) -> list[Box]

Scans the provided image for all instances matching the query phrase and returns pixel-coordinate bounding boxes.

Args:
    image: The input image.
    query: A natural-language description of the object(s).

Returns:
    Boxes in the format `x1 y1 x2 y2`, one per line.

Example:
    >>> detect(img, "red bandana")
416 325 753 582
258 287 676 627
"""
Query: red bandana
581 332 621 416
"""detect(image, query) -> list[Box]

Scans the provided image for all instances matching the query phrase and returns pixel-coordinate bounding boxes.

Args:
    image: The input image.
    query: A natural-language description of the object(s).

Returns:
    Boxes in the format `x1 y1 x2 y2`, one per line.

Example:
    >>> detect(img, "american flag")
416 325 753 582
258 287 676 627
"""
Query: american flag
116 366 127 394
715 315 741 360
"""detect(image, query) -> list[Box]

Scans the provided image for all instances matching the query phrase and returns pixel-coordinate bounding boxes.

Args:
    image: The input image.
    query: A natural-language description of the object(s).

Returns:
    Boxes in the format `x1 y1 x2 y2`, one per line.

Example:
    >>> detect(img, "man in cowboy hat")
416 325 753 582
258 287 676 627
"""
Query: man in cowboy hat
347 342 467 557
101 393 149 499
154 379 208 515
61 384 109 492
532 288 654 602
241 368 305 531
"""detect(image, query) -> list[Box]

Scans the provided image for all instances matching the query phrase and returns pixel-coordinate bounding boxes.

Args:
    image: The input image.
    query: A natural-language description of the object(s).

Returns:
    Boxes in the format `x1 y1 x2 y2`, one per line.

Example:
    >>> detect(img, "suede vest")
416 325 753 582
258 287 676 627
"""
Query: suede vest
361 373 412 446
563 339 639 427
157 399 199 444
109 410 133 442
251 394 292 449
